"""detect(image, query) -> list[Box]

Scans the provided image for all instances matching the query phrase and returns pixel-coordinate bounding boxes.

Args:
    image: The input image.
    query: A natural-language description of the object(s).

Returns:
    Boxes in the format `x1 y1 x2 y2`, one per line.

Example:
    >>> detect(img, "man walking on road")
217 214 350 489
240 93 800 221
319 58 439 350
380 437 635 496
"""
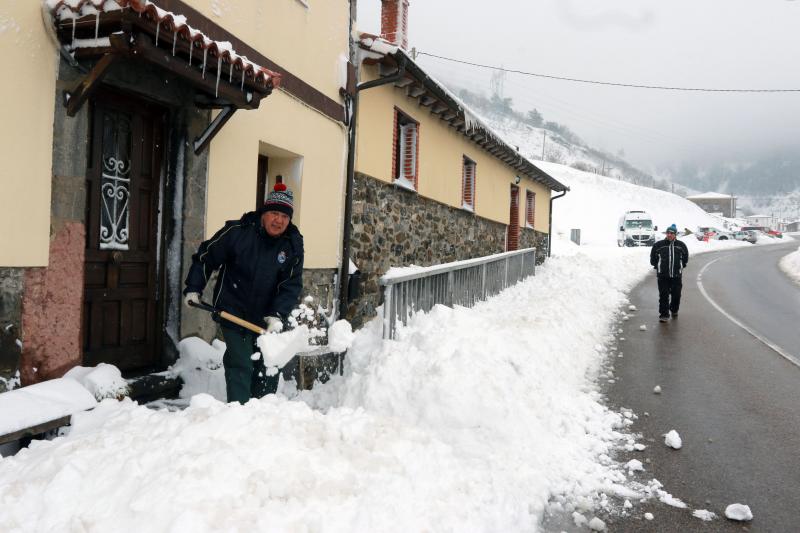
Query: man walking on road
183 183 304 403
650 224 689 322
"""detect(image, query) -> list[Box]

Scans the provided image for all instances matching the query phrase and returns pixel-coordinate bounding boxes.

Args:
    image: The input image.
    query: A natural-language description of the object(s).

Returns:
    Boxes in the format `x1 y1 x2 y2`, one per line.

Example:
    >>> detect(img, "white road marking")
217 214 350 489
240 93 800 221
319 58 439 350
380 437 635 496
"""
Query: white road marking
697 257 800 369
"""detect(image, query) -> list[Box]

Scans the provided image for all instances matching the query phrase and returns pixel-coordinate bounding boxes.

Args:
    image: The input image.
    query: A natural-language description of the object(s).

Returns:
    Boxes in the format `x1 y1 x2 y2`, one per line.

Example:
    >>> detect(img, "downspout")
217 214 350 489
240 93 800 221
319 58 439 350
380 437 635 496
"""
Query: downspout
338 52 408 318
547 188 568 257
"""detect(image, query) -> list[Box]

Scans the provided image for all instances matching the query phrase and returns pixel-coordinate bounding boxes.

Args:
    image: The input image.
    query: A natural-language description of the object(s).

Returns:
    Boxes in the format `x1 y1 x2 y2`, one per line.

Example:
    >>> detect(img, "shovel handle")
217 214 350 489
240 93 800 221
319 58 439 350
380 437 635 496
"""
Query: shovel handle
189 300 266 335
218 310 266 335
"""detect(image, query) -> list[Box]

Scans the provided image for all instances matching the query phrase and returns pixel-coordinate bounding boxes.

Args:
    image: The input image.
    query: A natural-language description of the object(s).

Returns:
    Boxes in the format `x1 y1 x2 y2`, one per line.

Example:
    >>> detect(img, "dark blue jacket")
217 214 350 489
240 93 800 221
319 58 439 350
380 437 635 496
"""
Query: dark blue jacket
184 209 304 327
650 238 689 278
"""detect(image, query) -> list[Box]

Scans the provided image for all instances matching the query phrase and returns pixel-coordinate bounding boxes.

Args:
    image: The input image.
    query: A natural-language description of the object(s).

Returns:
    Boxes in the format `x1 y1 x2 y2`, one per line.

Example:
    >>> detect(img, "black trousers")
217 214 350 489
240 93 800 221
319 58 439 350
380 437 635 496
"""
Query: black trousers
221 326 279 404
657 276 682 316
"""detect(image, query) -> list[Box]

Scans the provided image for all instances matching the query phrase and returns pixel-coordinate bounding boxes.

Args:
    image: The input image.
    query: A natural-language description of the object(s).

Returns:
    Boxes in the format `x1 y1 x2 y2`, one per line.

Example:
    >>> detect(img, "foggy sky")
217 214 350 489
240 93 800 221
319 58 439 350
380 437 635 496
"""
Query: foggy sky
357 0 800 170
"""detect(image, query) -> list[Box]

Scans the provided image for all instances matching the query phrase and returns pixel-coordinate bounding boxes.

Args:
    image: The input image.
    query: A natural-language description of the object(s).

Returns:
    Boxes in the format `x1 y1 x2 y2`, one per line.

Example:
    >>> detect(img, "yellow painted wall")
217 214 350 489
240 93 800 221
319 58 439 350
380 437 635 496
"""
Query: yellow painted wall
195 0 350 269
186 0 350 103
0 3 58 266
206 82 347 270
356 65 552 232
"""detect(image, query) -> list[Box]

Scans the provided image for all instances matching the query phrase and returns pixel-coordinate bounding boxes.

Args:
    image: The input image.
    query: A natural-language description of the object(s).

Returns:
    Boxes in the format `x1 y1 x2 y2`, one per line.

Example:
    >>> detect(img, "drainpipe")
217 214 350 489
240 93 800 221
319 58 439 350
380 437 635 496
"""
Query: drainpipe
547 189 568 258
338 54 408 319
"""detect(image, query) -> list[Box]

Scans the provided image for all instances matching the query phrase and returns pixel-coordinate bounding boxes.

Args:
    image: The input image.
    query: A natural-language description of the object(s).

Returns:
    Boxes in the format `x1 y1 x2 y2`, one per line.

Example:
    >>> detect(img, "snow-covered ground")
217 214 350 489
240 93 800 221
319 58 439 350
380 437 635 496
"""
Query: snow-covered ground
0 164 787 531
779 245 800 285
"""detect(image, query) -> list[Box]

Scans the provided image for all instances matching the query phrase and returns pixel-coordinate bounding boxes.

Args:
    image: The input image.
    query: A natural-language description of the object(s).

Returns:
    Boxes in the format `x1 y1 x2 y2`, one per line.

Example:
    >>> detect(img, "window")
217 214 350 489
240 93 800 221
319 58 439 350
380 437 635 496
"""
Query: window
393 109 418 190
525 190 535 227
462 156 476 210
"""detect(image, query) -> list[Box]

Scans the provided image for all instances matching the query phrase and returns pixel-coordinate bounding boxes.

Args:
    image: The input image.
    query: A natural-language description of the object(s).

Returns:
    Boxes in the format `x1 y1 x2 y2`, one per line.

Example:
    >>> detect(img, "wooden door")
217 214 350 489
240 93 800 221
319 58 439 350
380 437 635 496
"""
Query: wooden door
507 184 520 251
83 92 165 371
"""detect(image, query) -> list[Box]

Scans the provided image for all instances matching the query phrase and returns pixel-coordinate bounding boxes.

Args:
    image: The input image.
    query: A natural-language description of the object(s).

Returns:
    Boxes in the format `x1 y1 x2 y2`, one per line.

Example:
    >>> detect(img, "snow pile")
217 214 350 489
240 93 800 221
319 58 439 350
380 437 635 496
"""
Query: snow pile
0 378 97 436
327 319 355 353
725 503 753 521
0 250 653 531
693 509 717 521
778 246 800 285
171 337 227 401
663 430 683 449
256 324 310 373
63 363 129 400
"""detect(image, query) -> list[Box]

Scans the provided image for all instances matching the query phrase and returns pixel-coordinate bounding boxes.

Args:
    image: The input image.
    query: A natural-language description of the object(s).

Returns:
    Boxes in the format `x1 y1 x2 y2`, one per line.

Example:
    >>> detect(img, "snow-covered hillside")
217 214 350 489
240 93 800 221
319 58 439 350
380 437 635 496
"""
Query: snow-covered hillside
539 162 727 246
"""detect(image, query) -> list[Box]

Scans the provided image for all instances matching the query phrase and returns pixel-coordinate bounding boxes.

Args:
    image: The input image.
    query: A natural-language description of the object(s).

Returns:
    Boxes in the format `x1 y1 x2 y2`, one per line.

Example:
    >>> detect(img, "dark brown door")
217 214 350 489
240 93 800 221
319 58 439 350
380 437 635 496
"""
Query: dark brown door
83 92 165 371
507 184 520 251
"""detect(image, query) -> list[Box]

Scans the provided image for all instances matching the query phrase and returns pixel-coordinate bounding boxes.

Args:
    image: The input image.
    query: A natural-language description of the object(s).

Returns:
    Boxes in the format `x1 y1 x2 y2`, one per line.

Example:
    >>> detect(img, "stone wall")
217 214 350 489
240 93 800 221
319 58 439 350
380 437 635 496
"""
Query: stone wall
346 172 512 327
520 227 549 264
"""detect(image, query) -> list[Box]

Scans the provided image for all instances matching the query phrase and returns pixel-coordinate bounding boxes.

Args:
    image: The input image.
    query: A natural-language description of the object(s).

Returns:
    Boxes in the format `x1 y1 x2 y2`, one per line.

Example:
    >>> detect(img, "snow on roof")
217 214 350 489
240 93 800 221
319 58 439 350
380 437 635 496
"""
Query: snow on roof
746 214 772 218
47 0 280 88
358 34 567 192
685 192 735 200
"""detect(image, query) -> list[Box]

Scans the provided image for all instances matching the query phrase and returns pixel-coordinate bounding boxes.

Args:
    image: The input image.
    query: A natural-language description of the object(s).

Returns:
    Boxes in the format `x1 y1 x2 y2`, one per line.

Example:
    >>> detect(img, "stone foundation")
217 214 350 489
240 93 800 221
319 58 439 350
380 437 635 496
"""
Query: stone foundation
346 172 546 327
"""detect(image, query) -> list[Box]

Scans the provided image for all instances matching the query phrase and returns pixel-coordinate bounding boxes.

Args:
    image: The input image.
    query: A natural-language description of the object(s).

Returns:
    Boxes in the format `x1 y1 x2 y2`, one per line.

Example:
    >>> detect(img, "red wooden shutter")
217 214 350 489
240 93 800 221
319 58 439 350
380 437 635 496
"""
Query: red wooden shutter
399 122 418 188
507 185 520 251
526 191 535 227
462 158 475 209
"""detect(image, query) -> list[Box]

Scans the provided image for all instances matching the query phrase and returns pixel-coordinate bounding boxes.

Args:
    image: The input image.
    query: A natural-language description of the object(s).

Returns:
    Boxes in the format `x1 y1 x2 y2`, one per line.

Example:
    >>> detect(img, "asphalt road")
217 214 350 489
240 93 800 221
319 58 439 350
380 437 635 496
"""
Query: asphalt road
599 240 800 532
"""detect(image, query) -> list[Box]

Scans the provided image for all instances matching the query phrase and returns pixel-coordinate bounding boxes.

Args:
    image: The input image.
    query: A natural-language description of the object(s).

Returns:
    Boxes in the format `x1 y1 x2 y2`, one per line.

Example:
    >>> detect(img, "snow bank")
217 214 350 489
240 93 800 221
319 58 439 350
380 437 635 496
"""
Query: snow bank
0 379 96 436
0 249 652 531
63 363 129 400
171 336 227 401
778 246 800 285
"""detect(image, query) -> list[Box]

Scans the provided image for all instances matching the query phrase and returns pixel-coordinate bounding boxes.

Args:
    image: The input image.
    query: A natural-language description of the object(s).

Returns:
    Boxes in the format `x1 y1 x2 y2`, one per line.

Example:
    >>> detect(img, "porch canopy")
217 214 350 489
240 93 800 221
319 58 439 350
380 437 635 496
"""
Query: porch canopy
46 0 282 152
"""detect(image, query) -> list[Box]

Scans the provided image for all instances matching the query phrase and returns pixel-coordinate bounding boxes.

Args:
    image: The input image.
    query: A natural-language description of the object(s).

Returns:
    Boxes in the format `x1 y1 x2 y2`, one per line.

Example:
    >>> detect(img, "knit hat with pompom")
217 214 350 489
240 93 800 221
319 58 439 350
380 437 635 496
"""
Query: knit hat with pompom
264 182 294 218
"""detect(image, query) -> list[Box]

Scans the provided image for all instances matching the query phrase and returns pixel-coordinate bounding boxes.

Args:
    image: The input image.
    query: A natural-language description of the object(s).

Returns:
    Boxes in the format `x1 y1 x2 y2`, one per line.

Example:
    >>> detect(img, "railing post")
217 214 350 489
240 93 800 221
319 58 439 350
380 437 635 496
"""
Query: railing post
383 284 393 339
481 263 487 300
447 271 454 307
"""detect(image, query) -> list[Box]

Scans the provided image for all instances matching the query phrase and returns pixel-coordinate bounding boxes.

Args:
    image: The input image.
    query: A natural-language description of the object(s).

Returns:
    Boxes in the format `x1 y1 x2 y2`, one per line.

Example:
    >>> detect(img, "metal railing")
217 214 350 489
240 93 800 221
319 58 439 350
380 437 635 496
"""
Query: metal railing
379 248 536 339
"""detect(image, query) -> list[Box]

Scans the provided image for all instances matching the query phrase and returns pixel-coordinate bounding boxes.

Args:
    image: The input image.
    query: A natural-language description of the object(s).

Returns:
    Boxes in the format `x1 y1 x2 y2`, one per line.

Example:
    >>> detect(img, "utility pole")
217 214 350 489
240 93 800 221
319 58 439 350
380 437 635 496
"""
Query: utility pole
541 131 546 161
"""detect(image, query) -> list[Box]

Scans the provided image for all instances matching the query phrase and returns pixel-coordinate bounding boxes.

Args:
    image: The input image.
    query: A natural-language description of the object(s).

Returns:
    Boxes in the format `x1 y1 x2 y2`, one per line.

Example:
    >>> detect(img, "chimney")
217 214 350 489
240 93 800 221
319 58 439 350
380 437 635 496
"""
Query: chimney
381 0 409 50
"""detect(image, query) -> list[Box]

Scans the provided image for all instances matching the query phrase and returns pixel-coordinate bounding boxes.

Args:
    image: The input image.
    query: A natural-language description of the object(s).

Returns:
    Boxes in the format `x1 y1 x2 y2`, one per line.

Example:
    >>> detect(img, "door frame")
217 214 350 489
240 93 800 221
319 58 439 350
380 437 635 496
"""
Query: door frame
82 87 169 372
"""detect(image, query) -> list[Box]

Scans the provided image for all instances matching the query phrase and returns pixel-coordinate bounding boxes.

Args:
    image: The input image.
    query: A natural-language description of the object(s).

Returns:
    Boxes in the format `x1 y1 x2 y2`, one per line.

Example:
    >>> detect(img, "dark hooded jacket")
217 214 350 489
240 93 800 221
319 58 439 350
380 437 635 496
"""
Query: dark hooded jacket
184 208 304 327
650 237 689 278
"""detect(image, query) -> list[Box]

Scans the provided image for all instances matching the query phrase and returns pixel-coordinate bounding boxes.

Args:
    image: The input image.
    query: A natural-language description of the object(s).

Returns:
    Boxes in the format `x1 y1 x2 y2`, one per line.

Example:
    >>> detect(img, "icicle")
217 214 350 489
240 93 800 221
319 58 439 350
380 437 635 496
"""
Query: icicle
215 56 222 97
201 47 207 79
94 12 99 40
155 22 159 46
241 70 245 91
172 31 177 56
188 42 193 65
229 61 233 83
71 18 76 45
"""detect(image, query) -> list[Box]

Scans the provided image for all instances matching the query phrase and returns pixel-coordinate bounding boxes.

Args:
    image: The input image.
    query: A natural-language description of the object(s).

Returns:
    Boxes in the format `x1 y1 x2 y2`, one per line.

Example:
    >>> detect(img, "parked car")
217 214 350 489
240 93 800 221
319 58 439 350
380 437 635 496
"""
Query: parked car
695 226 733 241
740 226 782 238
733 230 758 244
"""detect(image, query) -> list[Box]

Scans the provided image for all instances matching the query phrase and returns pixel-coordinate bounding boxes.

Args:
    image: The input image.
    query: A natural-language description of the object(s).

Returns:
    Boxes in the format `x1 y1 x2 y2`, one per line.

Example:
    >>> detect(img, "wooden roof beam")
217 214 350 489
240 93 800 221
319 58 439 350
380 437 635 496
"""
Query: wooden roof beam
407 85 426 98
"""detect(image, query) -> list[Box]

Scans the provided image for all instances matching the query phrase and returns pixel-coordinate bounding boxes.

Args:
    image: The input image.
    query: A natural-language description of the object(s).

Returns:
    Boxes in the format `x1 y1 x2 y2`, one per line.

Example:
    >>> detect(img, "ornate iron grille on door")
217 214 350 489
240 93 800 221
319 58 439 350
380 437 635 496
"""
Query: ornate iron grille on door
99 112 132 251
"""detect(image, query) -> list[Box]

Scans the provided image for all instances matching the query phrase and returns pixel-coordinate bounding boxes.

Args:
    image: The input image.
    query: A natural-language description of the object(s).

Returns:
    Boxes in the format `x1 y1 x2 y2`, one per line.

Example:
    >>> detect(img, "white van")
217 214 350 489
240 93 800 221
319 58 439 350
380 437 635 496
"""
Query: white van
618 210 657 247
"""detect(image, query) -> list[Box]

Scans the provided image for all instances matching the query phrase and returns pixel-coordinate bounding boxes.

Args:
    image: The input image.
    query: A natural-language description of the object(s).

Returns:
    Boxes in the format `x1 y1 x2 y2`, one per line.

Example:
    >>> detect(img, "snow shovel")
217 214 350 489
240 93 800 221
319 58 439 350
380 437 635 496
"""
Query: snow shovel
189 300 310 370
188 300 266 335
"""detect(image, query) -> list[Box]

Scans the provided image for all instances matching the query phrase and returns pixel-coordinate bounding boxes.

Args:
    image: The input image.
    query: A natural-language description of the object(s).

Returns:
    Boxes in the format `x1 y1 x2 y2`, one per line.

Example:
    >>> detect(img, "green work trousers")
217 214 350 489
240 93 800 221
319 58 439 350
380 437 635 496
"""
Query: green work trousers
221 326 279 404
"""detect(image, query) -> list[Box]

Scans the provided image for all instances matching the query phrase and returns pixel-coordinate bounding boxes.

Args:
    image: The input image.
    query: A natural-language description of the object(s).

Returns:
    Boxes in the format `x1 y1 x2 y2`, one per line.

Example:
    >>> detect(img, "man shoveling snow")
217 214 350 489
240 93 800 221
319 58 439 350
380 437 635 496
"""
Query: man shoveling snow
183 183 305 403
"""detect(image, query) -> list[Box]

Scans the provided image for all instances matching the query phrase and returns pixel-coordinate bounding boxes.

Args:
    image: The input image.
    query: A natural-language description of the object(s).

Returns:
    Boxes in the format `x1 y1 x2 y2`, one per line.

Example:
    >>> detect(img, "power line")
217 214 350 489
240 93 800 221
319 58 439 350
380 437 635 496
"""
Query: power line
416 51 800 93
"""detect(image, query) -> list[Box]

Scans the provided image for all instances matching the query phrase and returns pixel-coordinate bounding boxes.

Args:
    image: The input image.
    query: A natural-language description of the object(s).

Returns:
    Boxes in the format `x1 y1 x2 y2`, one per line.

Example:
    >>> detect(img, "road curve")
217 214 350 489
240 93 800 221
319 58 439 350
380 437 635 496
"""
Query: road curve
600 240 800 532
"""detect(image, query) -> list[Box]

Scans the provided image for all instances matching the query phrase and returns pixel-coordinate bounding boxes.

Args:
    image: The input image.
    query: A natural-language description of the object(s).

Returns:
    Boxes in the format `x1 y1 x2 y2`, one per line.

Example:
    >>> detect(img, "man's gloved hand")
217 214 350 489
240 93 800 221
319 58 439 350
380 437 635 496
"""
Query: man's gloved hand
265 316 283 334
184 292 201 307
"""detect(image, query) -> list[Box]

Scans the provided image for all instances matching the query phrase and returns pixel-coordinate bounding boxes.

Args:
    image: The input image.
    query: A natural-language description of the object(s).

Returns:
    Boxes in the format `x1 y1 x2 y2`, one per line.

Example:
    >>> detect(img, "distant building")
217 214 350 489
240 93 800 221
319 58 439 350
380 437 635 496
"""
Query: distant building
782 220 799 232
685 192 737 218
745 215 775 229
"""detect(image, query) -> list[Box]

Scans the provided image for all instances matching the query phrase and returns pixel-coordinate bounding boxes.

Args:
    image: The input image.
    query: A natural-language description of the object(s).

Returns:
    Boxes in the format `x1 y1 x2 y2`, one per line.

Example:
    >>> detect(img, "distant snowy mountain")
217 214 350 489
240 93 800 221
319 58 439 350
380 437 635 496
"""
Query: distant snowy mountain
456 88 800 222
455 88 677 194
537 162 730 246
